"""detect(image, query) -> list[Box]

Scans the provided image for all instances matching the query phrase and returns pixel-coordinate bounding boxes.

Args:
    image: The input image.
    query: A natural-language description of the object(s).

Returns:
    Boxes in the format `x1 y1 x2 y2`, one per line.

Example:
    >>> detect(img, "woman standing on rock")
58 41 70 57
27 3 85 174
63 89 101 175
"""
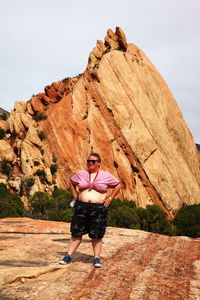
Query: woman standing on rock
59 152 121 267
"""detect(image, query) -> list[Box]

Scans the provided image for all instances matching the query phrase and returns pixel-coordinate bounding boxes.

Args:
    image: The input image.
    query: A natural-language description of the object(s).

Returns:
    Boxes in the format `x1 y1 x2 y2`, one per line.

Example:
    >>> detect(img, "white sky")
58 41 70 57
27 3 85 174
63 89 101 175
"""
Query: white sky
0 0 199 143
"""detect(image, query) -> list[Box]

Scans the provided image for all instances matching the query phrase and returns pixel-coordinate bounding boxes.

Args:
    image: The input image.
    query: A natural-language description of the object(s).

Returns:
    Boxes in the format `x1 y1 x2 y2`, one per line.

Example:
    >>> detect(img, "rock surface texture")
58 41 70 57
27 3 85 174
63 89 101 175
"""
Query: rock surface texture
0 218 200 300
0 27 200 219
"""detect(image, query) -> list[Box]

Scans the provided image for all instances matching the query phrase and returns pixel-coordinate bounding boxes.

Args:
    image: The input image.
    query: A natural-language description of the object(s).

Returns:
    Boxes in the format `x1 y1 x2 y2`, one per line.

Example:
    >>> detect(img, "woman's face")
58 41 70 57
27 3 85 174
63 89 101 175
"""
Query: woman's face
87 155 100 172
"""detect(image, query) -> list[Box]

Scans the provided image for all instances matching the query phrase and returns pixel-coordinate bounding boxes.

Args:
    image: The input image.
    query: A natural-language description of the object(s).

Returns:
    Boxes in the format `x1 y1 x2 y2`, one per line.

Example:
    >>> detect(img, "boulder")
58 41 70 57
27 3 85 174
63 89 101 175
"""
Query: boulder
0 120 9 132
0 140 16 162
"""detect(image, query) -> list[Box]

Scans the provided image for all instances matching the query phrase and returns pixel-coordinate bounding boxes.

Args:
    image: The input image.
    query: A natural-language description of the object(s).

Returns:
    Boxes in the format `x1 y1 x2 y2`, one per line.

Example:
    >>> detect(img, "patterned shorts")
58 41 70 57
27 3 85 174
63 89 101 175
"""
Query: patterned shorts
70 200 108 239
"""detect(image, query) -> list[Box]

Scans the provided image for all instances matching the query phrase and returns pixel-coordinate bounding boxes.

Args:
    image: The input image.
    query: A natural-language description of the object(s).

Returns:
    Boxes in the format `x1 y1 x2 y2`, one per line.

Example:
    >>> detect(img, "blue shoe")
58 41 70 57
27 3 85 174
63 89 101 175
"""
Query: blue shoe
59 255 72 265
93 257 102 268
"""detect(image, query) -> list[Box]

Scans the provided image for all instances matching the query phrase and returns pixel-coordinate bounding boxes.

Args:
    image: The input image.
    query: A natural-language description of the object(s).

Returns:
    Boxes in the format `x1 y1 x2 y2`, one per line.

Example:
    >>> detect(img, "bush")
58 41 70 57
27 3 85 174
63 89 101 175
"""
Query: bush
29 191 53 218
0 113 8 121
33 113 47 121
36 169 47 183
49 209 73 222
0 159 12 177
108 206 140 229
52 156 57 163
0 128 5 139
107 199 173 235
173 204 200 238
50 164 58 175
136 205 174 235
29 188 74 221
20 177 35 196
0 183 24 218
37 131 46 141
107 198 139 229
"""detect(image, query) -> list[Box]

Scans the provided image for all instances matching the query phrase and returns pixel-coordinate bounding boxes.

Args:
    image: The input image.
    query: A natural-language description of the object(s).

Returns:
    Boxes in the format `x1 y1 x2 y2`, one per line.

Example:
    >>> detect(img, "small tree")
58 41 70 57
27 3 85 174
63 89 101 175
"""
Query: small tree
29 191 53 218
137 205 174 235
36 169 47 183
173 204 200 238
50 164 58 175
0 159 12 177
37 131 46 141
20 177 35 197
0 113 8 120
108 206 141 229
0 183 24 218
33 113 47 121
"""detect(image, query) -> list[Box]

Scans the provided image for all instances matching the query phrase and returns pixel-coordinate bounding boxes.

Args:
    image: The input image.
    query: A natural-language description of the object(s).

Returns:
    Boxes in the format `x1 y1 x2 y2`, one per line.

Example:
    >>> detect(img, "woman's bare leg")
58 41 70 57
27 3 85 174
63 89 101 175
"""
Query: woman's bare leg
67 236 82 256
92 238 102 258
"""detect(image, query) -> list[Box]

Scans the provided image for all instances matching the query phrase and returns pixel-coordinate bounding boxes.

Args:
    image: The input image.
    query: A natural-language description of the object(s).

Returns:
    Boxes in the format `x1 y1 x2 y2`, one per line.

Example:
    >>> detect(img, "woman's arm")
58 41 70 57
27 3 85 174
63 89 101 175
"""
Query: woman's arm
69 180 79 200
104 183 121 207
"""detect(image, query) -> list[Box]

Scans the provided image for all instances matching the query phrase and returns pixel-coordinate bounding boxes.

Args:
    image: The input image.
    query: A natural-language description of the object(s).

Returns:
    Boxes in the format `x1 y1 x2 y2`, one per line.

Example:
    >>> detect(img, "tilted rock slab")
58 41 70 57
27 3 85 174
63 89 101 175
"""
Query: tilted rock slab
0 27 199 218
0 218 200 300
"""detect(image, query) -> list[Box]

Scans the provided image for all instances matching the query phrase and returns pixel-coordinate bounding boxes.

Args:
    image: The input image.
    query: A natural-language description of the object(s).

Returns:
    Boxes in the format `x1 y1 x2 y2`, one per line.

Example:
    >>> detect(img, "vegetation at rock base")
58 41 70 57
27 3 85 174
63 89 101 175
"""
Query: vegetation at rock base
0 183 24 218
20 177 35 197
0 185 199 238
107 199 174 236
28 188 73 221
173 204 200 238
0 128 6 139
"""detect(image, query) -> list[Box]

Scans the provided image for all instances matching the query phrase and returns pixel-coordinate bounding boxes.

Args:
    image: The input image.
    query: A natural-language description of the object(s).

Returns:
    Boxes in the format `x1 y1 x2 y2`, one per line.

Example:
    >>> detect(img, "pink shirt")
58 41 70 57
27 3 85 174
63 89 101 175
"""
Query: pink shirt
70 169 120 194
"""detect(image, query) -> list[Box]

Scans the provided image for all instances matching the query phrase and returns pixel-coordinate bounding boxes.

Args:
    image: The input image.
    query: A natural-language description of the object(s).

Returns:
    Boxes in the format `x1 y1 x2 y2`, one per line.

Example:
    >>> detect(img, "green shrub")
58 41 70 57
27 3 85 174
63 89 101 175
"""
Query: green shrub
107 199 173 235
62 77 71 83
0 113 9 121
36 169 47 183
29 188 74 221
37 131 46 141
0 128 6 139
29 191 53 218
108 206 140 229
49 209 73 222
33 113 47 121
0 183 24 218
136 205 174 235
20 177 35 196
52 156 57 163
50 164 58 175
107 198 139 229
0 182 9 196
173 204 200 238
0 159 12 177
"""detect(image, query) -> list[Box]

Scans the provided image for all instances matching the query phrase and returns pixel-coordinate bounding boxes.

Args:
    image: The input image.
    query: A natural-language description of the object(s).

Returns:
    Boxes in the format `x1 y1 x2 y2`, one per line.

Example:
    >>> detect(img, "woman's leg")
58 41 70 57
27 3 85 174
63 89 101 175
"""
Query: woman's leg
68 236 82 256
92 238 102 258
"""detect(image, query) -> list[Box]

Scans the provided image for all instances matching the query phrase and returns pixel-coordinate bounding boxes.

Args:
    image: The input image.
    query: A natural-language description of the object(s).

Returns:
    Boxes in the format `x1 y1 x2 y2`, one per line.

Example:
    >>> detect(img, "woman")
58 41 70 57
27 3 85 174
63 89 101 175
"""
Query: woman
59 152 121 267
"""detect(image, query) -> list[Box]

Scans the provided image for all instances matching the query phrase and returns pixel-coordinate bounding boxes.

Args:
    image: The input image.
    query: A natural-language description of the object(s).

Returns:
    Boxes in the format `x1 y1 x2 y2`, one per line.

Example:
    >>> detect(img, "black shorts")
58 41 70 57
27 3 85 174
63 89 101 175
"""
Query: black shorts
70 200 108 239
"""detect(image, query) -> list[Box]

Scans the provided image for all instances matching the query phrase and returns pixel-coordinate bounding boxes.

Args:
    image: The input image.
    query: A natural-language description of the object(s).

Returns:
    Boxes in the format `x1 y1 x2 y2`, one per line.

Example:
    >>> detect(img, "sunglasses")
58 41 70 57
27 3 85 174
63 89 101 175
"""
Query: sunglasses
87 159 100 164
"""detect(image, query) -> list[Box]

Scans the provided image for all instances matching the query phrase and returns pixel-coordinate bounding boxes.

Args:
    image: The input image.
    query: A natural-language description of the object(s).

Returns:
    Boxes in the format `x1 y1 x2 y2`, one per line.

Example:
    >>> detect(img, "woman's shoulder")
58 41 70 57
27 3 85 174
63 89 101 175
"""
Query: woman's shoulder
75 169 89 176
99 169 112 177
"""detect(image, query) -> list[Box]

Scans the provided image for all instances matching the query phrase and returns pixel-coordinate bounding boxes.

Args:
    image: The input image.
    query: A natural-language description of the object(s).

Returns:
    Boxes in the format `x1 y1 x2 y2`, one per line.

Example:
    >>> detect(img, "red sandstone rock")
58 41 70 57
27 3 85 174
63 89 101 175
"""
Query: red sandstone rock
0 218 199 299
0 27 200 219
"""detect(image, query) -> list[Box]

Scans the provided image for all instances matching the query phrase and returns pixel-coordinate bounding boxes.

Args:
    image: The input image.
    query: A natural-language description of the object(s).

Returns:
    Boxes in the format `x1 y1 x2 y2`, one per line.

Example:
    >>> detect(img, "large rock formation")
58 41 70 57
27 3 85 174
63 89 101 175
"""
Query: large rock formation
0 27 199 219
0 218 200 299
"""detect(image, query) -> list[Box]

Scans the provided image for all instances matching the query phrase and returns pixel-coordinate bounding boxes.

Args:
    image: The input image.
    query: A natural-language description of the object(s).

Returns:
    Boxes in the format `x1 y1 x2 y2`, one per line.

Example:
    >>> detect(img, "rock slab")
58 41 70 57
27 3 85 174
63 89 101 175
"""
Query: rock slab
0 218 200 299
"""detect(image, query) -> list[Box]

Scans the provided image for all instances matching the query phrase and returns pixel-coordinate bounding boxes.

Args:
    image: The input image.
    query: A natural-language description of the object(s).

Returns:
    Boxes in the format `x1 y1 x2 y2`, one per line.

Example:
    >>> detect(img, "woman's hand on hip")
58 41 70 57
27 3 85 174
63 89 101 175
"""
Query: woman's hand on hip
104 197 112 207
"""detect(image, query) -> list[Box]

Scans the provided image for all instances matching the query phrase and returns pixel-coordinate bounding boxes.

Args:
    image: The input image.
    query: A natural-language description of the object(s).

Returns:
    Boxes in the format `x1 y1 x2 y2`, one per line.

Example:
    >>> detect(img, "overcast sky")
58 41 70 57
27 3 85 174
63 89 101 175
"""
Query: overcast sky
0 0 199 143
